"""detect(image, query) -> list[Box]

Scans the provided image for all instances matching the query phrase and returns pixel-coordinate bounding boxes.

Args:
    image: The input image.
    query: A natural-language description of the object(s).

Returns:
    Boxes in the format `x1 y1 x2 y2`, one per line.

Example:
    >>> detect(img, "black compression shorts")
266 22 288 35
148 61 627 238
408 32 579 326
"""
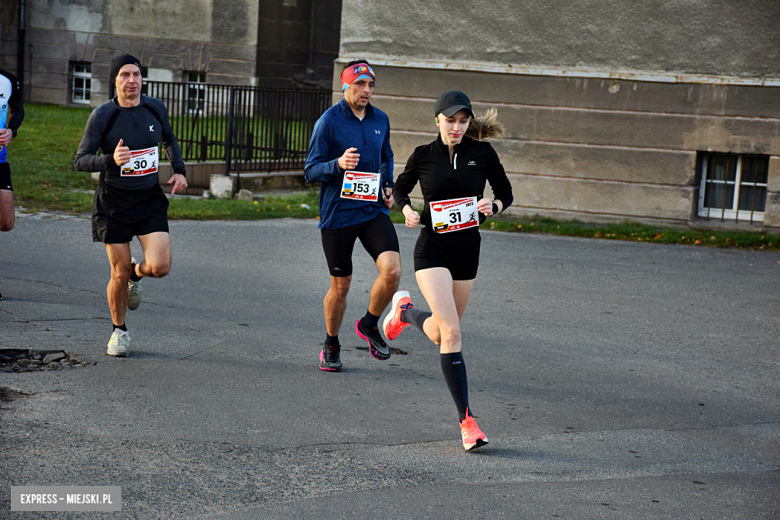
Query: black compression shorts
92 184 169 243
320 212 399 277
0 163 11 191
413 228 481 280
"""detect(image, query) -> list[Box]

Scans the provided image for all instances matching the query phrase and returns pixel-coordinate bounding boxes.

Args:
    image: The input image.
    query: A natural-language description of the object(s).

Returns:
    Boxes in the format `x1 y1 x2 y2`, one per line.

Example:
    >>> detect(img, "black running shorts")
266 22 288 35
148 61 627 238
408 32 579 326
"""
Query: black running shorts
413 228 481 281
0 163 11 191
92 184 169 243
320 212 399 277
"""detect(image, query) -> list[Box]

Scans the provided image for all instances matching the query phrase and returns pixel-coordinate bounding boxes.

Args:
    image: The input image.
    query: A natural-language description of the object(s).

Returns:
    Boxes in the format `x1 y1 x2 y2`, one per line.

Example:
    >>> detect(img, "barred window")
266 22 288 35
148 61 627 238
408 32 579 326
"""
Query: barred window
698 153 769 223
72 63 92 104
186 71 206 113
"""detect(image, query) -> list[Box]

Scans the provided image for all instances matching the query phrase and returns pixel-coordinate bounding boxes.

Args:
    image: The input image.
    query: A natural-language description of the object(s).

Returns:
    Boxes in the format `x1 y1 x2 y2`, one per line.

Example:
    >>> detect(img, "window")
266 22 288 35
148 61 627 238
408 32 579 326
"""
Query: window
138 66 150 96
698 153 769 223
72 63 92 104
186 71 206 113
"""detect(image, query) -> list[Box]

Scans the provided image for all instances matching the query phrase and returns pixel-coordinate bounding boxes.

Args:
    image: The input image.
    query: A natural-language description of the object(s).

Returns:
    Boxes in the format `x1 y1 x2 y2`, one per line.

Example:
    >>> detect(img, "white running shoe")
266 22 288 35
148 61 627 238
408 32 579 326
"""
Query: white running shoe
128 257 142 311
107 329 130 357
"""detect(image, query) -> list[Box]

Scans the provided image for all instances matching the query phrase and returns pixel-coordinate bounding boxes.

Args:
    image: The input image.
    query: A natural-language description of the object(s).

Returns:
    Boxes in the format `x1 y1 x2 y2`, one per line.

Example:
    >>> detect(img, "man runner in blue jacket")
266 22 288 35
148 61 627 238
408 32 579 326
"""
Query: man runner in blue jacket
304 60 400 372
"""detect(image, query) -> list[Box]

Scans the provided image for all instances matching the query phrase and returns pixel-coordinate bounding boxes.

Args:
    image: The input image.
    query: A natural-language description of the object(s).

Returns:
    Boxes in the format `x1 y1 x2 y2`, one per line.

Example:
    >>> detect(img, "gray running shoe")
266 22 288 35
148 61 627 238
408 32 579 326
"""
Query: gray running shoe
319 345 342 372
128 257 142 311
355 318 391 360
107 329 130 357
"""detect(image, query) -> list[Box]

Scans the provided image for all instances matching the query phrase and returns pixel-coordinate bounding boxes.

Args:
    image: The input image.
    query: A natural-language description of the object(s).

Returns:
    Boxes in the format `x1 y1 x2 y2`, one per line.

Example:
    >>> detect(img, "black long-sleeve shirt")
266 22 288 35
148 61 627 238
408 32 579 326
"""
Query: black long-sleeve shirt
73 95 185 191
394 134 513 242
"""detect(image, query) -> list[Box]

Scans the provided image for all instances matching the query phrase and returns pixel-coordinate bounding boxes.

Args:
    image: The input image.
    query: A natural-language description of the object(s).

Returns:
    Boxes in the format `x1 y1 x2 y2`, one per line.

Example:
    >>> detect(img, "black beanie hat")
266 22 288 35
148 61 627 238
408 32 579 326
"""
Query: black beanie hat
109 53 142 98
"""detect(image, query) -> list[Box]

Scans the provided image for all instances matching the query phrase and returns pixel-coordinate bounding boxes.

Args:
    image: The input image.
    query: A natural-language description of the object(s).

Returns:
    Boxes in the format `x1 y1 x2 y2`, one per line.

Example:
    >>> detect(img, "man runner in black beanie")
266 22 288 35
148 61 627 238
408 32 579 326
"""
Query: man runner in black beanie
74 53 188 356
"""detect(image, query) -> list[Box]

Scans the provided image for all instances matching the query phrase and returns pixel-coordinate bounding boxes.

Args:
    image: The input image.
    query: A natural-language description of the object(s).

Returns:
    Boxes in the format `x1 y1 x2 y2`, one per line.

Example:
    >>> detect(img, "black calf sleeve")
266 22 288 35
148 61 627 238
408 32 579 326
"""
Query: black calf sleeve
401 308 432 332
440 352 470 421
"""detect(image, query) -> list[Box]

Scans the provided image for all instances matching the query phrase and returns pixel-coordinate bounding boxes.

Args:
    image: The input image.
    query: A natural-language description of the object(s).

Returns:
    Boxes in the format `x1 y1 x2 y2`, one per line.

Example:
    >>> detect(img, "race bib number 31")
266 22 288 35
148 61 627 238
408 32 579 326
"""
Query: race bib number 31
431 196 479 233
341 171 380 201
121 147 159 177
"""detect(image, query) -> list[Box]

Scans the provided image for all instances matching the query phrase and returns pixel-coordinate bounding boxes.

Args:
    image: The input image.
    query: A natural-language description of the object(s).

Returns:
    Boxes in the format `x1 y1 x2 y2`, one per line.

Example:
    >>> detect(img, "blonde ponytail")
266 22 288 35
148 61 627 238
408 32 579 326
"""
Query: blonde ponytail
465 108 505 141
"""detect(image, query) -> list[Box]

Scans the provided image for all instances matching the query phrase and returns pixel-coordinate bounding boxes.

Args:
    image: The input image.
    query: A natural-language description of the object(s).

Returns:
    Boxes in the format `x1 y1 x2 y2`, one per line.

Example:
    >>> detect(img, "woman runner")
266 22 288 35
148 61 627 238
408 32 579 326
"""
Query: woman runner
384 91 513 450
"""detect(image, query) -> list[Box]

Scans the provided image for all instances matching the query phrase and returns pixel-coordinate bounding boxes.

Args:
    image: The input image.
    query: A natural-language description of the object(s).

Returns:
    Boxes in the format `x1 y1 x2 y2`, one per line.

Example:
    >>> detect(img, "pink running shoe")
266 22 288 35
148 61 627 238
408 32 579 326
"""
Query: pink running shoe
383 290 414 341
459 409 488 451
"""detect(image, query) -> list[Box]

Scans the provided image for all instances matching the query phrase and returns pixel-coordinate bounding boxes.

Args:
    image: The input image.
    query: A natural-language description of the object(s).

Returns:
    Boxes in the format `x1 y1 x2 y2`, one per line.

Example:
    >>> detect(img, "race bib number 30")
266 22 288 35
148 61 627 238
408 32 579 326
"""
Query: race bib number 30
121 147 159 177
341 171 380 201
431 196 479 233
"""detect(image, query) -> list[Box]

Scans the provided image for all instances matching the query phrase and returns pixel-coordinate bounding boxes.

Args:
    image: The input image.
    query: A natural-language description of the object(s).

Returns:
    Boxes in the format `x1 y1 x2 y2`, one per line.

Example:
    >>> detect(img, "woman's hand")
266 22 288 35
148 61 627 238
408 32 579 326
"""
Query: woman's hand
403 205 420 229
478 198 493 217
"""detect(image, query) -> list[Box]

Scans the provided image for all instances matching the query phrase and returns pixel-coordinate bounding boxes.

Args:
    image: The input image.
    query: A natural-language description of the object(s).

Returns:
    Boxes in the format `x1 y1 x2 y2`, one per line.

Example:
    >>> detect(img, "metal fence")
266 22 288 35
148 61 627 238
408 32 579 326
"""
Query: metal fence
144 81 332 173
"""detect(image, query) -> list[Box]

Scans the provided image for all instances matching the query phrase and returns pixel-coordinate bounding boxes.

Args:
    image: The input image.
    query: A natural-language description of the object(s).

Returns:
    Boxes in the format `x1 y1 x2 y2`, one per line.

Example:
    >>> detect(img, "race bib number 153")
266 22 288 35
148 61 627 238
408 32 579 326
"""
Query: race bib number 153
341 171 380 201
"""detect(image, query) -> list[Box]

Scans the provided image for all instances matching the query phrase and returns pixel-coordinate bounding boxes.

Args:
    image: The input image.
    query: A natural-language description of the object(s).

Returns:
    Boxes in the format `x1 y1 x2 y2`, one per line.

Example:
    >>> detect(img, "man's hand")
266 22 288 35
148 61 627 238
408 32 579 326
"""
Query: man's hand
478 197 494 217
402 205 420 229
113 139 131 166
167 173 188 195
338 147 360 170
382 187 394 208
0 128 12 148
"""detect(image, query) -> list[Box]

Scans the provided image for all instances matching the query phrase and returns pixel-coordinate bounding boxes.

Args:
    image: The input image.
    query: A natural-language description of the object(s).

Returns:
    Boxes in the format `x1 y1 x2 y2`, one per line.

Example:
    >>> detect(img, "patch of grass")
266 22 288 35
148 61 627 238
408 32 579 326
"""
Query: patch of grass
168 189 320 220
479 214 780 252
11 103 95 212
169 115 312 160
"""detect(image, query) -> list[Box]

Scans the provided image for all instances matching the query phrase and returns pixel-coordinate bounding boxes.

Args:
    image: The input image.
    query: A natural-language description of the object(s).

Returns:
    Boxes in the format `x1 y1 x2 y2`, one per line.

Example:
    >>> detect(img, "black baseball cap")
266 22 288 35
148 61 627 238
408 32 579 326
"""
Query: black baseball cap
434 91 473 117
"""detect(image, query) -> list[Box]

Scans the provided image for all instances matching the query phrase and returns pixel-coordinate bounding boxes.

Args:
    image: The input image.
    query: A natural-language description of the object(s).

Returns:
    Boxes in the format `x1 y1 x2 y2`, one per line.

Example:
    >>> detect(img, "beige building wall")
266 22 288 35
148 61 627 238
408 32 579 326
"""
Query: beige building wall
23 0 259 105
338 0 780 230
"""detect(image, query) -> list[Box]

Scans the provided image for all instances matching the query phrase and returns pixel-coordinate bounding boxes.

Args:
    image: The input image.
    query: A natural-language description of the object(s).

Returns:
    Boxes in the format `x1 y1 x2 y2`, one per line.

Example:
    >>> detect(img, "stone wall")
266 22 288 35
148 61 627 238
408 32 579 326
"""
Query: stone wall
340 0 780 78
0 2 21 82
13 0 260 106
337 0 780 230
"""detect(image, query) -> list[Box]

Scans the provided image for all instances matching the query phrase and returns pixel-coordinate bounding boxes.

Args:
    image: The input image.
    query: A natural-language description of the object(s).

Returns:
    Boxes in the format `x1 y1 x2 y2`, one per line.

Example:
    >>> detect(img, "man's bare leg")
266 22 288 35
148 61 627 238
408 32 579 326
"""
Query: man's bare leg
324 275 351 336
136 231 171 278
319 275 351 371
0 189 14 299
367 250 401 317
104 243 133 356
0 189 14 232
105 243 132 326
355 250 401 360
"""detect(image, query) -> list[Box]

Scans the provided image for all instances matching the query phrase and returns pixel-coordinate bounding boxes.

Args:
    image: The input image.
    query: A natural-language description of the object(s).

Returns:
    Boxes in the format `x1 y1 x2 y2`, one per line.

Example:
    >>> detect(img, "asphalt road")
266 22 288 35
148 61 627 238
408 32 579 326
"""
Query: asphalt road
1 213 779 519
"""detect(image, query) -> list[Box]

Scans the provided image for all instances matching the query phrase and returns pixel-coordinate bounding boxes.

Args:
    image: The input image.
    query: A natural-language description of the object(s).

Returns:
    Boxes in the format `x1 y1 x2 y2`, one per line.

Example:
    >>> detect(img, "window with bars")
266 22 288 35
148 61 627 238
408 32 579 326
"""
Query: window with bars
698 153 769 223
71 63 92 104
186 71 206 113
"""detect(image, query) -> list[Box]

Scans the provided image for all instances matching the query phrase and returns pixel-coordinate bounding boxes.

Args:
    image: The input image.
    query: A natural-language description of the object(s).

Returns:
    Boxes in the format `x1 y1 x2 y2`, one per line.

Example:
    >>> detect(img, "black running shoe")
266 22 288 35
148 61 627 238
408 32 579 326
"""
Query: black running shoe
319 345 342 372
355 318 391 360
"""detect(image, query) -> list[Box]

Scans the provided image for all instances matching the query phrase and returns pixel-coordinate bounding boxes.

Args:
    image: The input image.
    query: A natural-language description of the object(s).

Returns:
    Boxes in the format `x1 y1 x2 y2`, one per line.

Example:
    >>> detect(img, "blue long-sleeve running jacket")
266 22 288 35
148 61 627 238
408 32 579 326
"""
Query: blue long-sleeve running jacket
304 98 394 229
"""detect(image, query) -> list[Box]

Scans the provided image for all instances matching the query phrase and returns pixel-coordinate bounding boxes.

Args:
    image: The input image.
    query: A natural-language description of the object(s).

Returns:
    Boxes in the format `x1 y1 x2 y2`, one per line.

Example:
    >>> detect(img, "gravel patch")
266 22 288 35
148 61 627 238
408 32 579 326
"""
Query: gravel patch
0 348 96 373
